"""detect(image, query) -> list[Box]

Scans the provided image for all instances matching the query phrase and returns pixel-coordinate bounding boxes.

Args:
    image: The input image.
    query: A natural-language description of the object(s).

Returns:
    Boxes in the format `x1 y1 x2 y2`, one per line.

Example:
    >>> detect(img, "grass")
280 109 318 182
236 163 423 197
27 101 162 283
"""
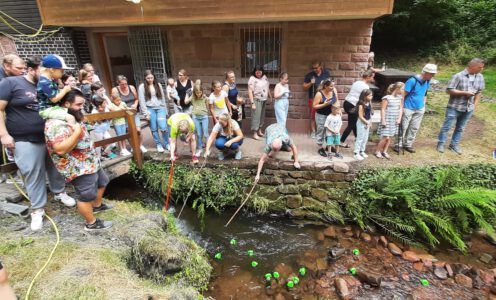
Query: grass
0 200 208 300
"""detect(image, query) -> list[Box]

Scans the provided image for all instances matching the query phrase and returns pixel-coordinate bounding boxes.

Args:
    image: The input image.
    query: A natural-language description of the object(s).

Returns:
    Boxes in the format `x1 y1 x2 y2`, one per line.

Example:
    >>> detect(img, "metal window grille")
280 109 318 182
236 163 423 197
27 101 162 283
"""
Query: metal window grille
128 27 171 86
240 24 282 78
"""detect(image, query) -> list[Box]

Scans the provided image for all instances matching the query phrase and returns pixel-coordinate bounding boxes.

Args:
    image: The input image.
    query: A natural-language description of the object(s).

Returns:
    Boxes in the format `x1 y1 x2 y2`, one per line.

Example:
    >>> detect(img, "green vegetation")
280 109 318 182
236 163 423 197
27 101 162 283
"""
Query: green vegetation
345 164 496 251
131 161 250 227
373 0 496 64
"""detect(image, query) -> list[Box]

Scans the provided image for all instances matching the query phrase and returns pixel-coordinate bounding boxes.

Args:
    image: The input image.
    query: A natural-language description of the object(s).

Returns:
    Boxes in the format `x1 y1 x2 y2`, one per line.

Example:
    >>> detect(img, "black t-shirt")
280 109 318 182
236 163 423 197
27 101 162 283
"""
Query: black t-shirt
0 76 45 143
176 79 192 109
0 67 7 83
303 69 331 99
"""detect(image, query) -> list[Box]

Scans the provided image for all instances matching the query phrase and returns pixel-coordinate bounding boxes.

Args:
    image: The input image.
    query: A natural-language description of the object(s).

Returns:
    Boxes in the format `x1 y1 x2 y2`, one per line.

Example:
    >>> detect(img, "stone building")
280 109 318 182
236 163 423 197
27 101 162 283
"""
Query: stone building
1 0 394 132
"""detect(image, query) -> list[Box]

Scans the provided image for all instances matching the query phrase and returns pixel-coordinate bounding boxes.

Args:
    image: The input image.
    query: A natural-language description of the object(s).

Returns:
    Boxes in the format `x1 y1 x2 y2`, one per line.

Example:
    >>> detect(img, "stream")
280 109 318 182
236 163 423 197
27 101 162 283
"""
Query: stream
106 175 496 300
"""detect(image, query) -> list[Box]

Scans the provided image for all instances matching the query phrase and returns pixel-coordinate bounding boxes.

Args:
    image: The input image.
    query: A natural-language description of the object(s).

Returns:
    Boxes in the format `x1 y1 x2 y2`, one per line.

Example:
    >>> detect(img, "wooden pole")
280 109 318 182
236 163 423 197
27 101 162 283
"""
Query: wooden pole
126 110 142 169
225 181 257 227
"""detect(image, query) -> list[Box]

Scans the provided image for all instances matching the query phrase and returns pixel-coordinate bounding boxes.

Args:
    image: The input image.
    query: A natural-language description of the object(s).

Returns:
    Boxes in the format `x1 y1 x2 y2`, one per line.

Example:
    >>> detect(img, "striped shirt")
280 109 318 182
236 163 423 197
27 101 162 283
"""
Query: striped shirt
446 69 485 112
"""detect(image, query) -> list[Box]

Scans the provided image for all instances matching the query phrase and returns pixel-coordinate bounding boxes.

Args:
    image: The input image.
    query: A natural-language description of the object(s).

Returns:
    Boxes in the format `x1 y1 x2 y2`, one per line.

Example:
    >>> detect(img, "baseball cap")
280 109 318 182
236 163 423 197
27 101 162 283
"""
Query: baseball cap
42 54 73 69
422 63 438 74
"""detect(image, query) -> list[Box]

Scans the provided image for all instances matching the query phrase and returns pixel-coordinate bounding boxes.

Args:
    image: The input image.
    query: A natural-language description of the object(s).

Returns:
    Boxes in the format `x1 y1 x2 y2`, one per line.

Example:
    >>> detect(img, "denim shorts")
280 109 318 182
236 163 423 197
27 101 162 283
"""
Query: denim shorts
114 124 126 136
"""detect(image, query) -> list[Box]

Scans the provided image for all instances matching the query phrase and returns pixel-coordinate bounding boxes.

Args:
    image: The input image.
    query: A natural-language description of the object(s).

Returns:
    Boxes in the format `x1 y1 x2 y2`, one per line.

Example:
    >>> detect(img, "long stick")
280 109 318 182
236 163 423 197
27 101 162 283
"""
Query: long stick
165 161 175 211
177 156 208 218
225 181 258 227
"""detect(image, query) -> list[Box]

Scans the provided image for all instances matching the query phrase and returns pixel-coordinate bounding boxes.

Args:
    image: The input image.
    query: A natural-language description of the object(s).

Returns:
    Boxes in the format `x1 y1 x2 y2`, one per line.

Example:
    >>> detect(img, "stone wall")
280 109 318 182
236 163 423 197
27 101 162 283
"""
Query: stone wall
14 30 79 68
165 19 373 132
146 153 356 220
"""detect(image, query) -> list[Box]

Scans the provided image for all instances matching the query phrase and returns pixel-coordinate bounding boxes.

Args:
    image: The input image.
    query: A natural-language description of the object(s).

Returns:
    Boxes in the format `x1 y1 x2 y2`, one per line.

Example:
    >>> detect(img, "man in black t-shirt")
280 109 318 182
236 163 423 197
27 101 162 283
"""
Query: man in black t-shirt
303 61 331 138
0 57 75 231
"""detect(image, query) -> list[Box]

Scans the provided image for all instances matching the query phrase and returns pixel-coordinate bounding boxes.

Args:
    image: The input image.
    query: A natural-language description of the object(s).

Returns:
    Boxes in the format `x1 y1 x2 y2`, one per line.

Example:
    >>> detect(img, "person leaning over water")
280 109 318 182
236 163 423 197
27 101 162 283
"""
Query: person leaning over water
204 113 244 161
168 112 199 164
255 123 300 182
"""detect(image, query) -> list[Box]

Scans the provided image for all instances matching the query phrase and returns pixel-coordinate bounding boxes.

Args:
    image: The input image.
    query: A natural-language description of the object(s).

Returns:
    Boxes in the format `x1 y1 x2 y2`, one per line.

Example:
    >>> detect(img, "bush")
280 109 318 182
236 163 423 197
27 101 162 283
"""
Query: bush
345 164 496 251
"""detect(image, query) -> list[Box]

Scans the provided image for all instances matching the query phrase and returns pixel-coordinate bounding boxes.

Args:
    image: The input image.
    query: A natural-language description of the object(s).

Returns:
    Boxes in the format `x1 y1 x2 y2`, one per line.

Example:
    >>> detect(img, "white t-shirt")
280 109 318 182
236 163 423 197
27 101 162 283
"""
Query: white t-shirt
345 81 369 106
209 90 228 116
324 113 343 136
212 119 240 138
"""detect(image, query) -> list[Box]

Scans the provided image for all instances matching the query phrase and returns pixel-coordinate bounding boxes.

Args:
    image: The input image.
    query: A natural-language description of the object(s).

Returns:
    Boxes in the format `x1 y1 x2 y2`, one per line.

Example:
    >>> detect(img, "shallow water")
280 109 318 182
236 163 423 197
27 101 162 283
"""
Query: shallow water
106 175 496 300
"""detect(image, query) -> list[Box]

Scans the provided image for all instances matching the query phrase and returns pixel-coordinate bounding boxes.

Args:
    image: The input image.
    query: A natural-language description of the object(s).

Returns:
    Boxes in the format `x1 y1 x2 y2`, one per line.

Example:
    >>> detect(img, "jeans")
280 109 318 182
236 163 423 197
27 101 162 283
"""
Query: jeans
354 121 370 154
274 98 289 126
315 113 328 146
438 107 473 147
341 101 358 143
250 99 266 131
193 115 209 148
397 108 425 148
148 107 169 147
14 141 66 209
215 136 244 151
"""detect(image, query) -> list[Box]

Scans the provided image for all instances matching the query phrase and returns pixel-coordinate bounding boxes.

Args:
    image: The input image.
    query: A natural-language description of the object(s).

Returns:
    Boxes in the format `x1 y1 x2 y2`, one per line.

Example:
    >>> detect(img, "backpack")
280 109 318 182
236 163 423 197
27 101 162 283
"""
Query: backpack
405 76 429 100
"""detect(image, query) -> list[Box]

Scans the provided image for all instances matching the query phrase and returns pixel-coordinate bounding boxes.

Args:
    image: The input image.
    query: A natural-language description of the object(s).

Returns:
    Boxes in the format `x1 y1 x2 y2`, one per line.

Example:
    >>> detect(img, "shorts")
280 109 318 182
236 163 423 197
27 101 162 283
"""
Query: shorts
308 99 316 120
71 169 110 202
114 124 126 136
326 134 341 146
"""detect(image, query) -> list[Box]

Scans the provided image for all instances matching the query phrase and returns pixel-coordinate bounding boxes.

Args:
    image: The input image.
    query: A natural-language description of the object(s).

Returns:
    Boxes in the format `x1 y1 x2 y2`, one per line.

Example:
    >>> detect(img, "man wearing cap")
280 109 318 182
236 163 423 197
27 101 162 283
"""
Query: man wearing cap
437 58 485 155
255 123 300 182
37 54 73 112
0 57 76 231
0 54 25 82
395 63 437 153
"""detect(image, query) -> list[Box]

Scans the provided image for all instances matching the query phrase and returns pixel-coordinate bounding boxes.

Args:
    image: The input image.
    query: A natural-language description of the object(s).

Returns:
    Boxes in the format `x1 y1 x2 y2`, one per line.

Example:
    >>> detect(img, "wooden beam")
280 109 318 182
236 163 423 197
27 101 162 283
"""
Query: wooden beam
125 110 142 169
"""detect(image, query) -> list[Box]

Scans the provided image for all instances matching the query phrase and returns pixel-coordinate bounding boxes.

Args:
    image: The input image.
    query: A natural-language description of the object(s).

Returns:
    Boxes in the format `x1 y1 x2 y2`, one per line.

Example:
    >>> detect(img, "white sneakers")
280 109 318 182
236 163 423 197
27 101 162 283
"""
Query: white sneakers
140 145 148 153
156 145 165 153
120 149 132 156
354 153 364 161
195 149 203 157
54 192 76 207
31 209 45 231
360 152 368 158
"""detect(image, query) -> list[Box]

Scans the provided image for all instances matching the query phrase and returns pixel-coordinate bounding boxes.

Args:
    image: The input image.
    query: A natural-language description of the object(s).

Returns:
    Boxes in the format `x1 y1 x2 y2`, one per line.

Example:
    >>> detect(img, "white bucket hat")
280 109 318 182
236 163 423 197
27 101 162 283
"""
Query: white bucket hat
422 63 438 74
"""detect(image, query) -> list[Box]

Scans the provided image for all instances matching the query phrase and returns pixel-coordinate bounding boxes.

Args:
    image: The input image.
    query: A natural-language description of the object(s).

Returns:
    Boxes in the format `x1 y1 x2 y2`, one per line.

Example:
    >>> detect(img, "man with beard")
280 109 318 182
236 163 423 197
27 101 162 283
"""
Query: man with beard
45 89 113 231
0 57 76 231
0 54 26 82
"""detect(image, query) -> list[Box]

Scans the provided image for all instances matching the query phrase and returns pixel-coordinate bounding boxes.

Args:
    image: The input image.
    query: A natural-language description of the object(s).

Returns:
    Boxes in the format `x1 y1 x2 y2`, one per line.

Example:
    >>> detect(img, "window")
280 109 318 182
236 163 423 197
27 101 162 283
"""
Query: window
240 24 282 78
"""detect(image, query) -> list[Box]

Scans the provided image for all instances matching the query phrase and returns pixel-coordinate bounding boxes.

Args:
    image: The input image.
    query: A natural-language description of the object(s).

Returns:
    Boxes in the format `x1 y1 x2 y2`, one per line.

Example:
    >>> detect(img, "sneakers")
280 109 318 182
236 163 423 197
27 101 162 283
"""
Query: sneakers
54 192 76 207
156 144 165 153
448 144 463 155
140 145 148 153
404 147 416 153
310 131 316 139
393 146 401 153
335 152 343 159
318 148 327 157
436 142 445 153
360 152 368 158
234 150 242 160
375 151 383 158
31 209 44 231
93 203 114 214
192 155 199 164
327 152 333 161
382 152 391 160
218 152 225 161
120 149 132 156
354 153 364 161
84 218 113 231
195 149 203 157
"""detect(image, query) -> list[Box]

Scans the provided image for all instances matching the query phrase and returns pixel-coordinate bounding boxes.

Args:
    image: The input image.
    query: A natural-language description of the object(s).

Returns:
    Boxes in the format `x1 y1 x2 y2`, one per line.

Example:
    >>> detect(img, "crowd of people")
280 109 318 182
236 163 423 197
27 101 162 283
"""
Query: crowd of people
0 53 487 231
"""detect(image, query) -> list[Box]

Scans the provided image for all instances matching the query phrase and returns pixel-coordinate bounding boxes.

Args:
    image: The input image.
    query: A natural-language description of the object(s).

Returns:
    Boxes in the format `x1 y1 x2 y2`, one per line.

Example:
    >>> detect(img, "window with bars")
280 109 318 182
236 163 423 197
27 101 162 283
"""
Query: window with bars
128 27 171 86
240 24 282 78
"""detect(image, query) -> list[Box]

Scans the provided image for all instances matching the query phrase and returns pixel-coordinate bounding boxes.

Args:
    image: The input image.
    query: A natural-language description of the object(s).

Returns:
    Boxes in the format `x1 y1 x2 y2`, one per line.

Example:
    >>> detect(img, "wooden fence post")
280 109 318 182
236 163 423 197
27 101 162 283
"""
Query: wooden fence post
126 110 143 169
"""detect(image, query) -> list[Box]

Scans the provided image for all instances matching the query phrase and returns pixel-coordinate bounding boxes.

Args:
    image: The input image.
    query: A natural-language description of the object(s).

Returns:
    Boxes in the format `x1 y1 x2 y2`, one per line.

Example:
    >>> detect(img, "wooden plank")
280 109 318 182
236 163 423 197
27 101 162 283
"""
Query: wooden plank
125 110 142 169
85 110 127 122
37 0 394 26
93 134 130 148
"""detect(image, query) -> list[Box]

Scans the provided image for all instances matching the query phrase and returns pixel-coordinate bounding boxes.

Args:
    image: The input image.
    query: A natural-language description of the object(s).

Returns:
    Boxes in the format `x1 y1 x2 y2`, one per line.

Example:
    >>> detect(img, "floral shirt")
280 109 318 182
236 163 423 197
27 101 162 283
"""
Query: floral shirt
45 120 99 182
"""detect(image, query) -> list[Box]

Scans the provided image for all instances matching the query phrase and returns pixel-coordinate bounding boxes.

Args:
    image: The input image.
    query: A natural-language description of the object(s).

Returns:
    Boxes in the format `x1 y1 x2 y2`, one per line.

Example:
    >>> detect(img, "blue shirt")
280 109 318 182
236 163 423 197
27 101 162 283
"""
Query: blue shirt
304 69 331 99
37 75 60 111
403 76 430 110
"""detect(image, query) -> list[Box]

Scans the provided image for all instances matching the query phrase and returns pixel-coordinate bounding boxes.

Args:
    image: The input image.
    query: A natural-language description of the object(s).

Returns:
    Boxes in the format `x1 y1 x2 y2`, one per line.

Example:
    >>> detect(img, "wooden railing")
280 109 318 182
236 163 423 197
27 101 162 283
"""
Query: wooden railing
1 110 142 175
85 109 143 169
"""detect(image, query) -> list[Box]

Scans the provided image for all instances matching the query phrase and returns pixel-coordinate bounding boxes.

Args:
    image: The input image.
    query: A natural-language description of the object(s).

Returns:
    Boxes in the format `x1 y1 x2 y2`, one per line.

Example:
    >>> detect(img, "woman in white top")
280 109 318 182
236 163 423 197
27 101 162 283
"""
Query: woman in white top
340 70 375 147
138 70 170 152
209 80 231 123
273 72 291 126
